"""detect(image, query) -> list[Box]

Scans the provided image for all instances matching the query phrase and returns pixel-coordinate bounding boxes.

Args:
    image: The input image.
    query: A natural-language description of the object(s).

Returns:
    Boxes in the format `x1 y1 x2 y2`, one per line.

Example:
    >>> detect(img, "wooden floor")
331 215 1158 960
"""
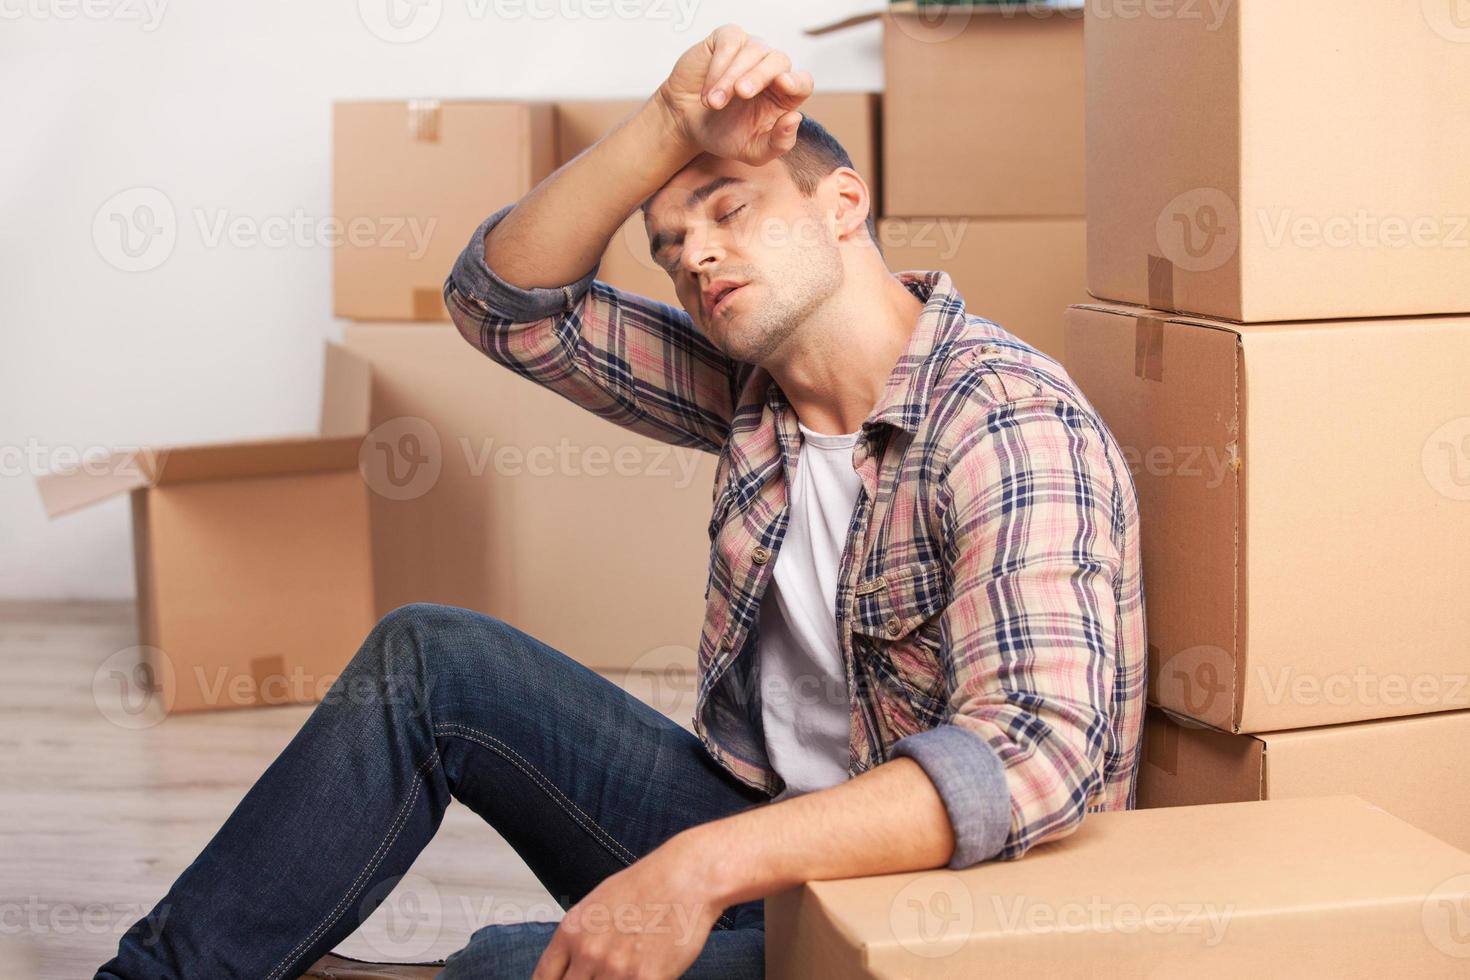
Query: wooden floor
0 601 689 979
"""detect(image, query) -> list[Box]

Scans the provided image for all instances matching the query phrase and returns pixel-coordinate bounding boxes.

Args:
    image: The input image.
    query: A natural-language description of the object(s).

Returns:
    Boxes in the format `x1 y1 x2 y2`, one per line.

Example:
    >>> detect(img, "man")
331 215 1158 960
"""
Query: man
97 24 1144 980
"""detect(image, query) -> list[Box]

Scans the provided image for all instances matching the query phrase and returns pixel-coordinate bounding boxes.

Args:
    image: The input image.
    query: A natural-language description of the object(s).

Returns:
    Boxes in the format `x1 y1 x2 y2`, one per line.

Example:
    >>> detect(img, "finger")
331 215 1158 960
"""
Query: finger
702 25 748 108
773 109 803 152
730 48 793 103
531 929 571 980
708 40 771 108
776 68 815 103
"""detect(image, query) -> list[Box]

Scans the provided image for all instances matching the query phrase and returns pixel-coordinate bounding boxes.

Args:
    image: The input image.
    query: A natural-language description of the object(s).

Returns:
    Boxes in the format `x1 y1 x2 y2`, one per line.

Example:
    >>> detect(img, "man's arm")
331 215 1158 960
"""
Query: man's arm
444 24 814 454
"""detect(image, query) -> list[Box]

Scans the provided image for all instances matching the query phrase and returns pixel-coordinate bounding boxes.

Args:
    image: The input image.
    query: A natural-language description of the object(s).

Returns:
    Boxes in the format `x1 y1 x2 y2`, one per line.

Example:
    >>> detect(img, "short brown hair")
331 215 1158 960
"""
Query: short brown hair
779 115 880 252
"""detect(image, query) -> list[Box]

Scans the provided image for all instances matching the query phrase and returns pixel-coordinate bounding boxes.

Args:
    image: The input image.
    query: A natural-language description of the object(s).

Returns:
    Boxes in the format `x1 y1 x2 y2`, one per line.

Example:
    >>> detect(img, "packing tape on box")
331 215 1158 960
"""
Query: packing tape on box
250 654 288 705
407 99 442 143
1134 316 1165 382
1147 253 1175 310
412 288 445 319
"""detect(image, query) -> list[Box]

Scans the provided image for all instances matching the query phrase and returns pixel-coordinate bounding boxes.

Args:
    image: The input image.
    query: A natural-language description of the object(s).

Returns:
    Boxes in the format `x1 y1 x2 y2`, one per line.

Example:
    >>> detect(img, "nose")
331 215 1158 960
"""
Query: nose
678 222 724 277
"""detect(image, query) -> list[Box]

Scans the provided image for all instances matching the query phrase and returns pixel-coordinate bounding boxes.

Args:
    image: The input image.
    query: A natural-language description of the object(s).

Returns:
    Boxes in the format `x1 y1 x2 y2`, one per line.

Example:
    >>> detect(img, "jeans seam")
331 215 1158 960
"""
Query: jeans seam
432 722 738 931
263 749 443 980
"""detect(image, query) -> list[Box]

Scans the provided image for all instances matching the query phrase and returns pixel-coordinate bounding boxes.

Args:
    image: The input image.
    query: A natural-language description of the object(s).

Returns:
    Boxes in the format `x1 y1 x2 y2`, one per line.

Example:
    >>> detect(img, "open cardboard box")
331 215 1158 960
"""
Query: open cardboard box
1063 301 1470 732
35 343 377 714
807 2 1084 218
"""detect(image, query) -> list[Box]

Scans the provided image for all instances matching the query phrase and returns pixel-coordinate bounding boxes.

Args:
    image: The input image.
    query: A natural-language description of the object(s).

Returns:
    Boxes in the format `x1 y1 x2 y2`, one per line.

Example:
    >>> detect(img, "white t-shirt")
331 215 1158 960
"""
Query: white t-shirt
758 418 862 802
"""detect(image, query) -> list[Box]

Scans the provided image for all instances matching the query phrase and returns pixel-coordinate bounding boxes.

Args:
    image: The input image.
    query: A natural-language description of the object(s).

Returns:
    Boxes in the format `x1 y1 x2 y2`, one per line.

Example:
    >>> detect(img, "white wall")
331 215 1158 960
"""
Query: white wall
0 0 885 598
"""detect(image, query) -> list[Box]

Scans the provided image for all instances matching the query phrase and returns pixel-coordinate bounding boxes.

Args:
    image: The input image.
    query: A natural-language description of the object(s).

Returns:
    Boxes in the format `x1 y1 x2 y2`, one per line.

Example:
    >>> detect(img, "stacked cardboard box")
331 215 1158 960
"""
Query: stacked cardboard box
810 3 1088 358
35 344 377 714
332 99 720 672
1065 0 1470 849
767 796 1470 977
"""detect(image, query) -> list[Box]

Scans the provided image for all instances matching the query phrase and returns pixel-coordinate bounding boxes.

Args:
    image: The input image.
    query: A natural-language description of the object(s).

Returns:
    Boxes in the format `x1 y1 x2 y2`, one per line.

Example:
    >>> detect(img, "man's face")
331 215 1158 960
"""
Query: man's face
643 153 844 365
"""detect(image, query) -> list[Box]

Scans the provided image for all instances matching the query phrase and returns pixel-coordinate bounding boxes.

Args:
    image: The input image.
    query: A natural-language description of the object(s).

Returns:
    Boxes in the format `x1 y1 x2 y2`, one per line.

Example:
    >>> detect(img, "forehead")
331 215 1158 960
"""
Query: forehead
643 153 789 231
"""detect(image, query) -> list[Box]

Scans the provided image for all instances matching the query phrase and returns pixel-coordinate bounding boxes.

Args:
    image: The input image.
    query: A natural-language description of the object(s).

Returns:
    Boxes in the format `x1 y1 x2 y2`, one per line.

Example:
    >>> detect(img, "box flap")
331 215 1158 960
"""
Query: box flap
35 448 164 518
320 340 372 437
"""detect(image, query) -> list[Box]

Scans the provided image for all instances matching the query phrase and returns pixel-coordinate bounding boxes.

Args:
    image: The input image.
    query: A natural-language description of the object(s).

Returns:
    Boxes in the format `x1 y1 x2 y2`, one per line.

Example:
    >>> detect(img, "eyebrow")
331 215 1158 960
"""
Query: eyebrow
647 176 747 260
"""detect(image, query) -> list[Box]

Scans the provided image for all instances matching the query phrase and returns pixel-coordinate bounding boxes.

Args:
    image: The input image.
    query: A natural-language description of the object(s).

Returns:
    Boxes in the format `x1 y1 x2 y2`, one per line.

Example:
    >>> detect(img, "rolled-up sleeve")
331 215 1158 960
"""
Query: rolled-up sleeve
892 397 1122 868
447 203 601 322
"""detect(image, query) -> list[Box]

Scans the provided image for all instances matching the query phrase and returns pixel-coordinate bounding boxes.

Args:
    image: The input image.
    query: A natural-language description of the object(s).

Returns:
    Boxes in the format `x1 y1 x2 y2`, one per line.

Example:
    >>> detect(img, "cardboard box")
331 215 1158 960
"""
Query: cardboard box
555 93 880 306
1063 302 1470 732
35 345 377 714
342 323 713 675
809 4 1084 217
1086 0 1470 321
766 796 1470 978
1139 706 1470 854
879 216 1085 359
333 100 556 321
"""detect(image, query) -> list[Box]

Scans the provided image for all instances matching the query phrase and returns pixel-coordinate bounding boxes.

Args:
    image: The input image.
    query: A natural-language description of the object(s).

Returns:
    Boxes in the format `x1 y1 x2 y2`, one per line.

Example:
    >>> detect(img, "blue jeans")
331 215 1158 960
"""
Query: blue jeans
94 603 773 979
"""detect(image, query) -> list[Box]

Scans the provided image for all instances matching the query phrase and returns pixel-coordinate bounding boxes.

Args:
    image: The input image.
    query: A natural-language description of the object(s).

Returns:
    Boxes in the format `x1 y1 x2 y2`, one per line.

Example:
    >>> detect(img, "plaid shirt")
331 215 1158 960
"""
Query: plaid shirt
445 204 1147 868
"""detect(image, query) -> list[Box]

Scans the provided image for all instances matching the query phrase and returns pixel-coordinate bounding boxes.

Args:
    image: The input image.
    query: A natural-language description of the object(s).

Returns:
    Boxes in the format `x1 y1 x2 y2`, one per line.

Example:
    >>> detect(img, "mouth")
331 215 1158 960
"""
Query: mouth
705 282 747 321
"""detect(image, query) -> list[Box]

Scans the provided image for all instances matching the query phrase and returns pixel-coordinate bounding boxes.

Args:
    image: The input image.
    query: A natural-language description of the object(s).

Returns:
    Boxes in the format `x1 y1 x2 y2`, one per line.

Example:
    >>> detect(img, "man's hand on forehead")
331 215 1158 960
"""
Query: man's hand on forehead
656 23 815 167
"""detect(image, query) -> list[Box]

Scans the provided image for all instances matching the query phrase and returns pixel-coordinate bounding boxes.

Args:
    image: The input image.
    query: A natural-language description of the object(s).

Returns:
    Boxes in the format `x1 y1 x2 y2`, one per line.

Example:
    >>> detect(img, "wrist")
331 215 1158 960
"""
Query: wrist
667 821 749 909
647 84 700 161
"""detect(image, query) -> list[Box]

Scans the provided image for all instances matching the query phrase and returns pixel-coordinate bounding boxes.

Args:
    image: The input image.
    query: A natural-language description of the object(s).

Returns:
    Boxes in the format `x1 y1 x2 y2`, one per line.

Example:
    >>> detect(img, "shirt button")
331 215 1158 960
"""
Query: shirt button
751 546 771 565
719 636 733 651
885 616 902 637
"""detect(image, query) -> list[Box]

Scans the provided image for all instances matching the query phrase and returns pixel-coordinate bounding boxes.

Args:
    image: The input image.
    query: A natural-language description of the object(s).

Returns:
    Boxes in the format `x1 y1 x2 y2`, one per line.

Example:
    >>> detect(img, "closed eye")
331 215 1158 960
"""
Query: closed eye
716 204 747 224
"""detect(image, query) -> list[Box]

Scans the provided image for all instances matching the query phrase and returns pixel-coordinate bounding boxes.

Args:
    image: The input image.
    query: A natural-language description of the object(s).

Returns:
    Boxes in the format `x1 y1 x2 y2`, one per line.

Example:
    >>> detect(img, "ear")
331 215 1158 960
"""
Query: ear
827 167 872 244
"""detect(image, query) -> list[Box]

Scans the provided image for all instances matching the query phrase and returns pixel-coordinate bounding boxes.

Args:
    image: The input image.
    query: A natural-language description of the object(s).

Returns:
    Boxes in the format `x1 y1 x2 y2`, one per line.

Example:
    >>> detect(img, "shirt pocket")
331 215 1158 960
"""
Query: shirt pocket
850 558 950 718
